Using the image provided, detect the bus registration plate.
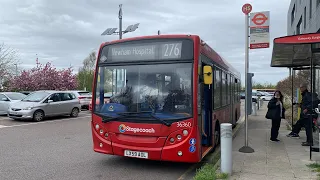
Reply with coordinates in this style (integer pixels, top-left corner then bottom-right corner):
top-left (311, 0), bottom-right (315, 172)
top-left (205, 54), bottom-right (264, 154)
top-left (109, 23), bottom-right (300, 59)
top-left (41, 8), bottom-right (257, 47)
top-left (124, 150), bottom-right (148, 159)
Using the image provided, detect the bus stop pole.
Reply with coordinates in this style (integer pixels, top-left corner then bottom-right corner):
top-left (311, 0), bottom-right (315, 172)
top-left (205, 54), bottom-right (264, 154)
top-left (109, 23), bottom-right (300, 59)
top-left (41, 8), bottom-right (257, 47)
top-left (290, 68), bottom-right (294, 129)
top-left (239, 9), bottom-right (254, 153)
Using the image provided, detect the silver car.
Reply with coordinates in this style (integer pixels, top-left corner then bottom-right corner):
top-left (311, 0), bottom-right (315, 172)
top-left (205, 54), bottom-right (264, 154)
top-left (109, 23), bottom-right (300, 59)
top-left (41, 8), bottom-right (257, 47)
top-left (0, 92), bottom-right (27, 115)
top-left (8, 90), bottom-right (81, 121)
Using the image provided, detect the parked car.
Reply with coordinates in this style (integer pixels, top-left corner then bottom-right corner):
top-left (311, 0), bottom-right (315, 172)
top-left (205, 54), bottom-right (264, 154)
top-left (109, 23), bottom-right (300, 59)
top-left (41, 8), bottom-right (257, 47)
top-left (0, 92), bottom-right (27, 115)
top-left (89, 92), bottom-right (113, 111)
top-left (20, 91), bottom-right (33, 95)
top-left (240, 92), bottom-right (245, 99)
top-left (259, 91), bottom-right (273, 101)
top-left (8, 90), bottom-right (81, 121)
top-left (69, 90), bottom-right (92, 110)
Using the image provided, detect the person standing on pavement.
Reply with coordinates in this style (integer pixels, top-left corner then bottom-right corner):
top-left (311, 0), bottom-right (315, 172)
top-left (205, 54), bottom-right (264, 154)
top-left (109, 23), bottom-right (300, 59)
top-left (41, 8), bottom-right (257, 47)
top-left (267, 90), bottom-right (285, 142)
top-left (287, 83), bottom-right (319, 146)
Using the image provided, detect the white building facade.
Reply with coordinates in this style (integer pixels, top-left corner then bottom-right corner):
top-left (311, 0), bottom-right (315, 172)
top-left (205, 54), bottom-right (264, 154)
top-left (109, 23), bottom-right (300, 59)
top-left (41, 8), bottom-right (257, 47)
top-left (287, 0), bottom-right (320, 35)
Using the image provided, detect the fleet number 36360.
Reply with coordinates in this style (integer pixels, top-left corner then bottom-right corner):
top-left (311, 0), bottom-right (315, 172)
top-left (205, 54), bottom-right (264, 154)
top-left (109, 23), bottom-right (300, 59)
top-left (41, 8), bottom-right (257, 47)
top-left (177, 122), bottom-right (192, 128)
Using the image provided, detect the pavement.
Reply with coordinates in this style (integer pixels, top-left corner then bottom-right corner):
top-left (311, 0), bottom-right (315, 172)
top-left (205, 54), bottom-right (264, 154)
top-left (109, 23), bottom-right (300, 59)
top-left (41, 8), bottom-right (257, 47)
top-left (219, 102), bottom-right (320, 179)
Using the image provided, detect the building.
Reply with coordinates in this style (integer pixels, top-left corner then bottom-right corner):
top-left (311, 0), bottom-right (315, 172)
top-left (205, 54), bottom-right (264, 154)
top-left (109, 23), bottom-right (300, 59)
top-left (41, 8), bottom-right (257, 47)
top-left (287, 0), bottom-right (320, 35)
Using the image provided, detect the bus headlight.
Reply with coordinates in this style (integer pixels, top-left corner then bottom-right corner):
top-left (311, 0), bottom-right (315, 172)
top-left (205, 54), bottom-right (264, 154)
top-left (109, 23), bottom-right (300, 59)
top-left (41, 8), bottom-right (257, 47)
top-left (170, 138), bottom-right (175, 143)
top-left (95, 124), bottom-right (99, 130)
top-left (178, 151), bottom-right (183, 156)
top-left (99, 129), bottom-right (104, 135)
top-left (183, 130), bottom-right (188, 136)
top-left (177, 134), bottom-right (182, 140)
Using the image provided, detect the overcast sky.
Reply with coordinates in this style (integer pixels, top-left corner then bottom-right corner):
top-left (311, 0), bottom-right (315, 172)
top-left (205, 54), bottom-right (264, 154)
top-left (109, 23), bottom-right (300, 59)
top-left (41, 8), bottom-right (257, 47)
top-left (0, 0), bottom-right (291, 84)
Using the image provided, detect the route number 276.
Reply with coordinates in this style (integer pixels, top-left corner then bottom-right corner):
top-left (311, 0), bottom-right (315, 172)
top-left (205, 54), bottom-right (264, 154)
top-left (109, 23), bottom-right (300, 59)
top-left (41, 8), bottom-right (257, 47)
top-left (163, 43), bottom-right (181, 57)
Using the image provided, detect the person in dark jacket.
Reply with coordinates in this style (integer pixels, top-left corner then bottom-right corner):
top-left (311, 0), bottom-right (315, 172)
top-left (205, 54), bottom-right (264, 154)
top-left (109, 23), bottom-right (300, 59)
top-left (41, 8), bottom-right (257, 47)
top-left (267, 90), bottom-right (285, 142)
top-left (287, 83), bottom-right (319, 146)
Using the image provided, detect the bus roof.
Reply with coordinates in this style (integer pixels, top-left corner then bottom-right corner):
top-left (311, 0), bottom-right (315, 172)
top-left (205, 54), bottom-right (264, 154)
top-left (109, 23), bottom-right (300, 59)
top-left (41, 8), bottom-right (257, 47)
top-left (100, 34), bottom-right (241, 78)
top-left (102, 34), bottom-right (196, 46)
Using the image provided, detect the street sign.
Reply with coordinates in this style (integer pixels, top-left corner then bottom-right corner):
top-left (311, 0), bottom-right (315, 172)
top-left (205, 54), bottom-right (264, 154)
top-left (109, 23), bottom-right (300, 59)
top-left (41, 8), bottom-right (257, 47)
top-left (252, 13), bottom-right (268, 25)
top-left (249, 11), bottom-right (270, 49)
top-left (242, 3), bottom-right (252, 15)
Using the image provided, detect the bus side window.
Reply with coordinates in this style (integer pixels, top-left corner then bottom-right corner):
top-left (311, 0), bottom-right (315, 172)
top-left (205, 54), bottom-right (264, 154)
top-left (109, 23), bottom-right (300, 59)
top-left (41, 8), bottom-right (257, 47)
top-left (214, 67), bottom-right (222, 109)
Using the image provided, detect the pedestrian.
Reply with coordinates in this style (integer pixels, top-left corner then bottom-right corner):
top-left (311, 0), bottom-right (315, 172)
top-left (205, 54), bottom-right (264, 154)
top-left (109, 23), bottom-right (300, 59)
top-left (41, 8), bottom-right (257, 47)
top-left (287, 83), bottom-right (319, 146)
top-left (266, 90), bottom-right (285, 142)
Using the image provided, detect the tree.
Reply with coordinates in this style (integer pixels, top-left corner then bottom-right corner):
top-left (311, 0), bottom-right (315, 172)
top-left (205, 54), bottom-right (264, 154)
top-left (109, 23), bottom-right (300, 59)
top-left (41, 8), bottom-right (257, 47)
top-left (252, 81), bottom-right (276, 89)
top-left (276, 70), bottom-right (310, 124)
top-left (0, 43), bottom-right (19, 90)
top-left (7, 62), bottom-right (78, 91)
top-left (77, 51), bottom-right (96, 91)
top-left (77, 51), bottom-right (113, 92)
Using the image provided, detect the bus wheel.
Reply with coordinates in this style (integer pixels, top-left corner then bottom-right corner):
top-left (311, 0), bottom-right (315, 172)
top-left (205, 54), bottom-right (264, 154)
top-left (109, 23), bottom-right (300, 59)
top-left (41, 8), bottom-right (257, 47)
top-left (214, 122), bottom-right (220, 149)
top-left (233, 112), bottom-right (237, 129)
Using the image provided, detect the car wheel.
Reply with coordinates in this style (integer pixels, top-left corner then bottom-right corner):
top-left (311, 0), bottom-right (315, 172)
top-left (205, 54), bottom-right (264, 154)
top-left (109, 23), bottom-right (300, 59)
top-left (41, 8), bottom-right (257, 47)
top-left (70, 108), bottom-right (79, 117)
top-left (33, 110), bottom-right (44, 122)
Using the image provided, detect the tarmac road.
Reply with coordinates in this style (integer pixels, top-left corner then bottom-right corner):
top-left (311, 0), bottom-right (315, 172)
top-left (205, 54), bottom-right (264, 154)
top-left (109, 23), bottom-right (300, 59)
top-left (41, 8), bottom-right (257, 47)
top-left (0, 102), bottom-right (245, 180)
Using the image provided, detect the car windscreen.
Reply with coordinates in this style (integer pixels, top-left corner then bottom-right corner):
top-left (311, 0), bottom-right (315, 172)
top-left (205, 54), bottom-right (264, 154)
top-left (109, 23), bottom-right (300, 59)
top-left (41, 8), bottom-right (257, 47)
top-left (21, 92), bottom-right (50, 102)
top-left (6, 93), bottom-right (27, 100)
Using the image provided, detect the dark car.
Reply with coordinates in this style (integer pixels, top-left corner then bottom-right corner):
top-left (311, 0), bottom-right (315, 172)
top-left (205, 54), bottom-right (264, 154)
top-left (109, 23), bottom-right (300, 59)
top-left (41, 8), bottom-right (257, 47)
top-left (240, 92), bottom-right (245, 99)
top-left (20, 91), bottom-right (33, 95)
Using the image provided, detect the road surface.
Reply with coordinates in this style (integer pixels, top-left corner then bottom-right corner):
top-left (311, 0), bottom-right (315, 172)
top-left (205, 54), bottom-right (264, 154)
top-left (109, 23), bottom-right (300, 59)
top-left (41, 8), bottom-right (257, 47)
top-left (0, 102), bottom-right (244, 180)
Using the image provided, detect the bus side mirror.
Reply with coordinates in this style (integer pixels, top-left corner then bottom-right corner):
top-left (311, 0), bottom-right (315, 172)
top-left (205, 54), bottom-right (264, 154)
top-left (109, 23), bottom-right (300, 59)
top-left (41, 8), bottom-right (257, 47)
top-left (203, 65), bottom-right (213, 85)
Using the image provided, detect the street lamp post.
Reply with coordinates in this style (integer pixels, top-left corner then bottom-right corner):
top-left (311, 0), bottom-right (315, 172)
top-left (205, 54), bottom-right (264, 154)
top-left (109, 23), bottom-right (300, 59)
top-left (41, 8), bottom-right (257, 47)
top-left (101, 4), bottom-right (140, 40)
top-left (14, 63), bottom-right (17, 76)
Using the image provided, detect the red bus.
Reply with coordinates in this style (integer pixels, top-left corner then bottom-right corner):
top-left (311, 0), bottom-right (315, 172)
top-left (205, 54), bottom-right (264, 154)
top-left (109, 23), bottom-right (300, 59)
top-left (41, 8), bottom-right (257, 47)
top-left (91, 34), bottom-right (241, 163)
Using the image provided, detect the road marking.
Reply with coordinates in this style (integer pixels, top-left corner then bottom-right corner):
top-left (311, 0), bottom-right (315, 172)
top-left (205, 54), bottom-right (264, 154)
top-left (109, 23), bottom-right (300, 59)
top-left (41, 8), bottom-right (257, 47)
top-left (0, 115), bottom-right (91, 129)
top-left (177, 115), bottom-right (245, 180)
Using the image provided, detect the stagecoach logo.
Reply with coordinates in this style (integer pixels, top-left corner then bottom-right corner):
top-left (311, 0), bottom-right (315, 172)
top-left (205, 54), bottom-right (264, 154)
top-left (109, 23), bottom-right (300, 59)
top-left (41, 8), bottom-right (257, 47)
top-left (118, 124), bottom-right (155, 134)
top-left (108, 105), bottom-right (114, 111)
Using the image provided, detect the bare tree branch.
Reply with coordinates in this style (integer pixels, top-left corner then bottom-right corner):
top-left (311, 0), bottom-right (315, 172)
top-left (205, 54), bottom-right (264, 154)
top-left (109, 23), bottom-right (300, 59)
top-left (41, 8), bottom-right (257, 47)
top-left (0, 43), bottom-right (20, 90)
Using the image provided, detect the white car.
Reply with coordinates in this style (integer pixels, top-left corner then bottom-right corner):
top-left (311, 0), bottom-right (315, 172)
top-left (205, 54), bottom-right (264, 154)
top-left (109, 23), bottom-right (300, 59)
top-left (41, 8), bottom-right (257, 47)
top-left (0, 92), bottom-right (27, 115)
top-left (258, 91), bottom-right (272, 101)
top-left (68, 90), bottom-right (92, 110)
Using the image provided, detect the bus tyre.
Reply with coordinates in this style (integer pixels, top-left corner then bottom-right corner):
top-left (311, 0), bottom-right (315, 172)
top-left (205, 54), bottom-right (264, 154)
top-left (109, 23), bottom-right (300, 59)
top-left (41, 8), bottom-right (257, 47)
top-left (70, 108), bottom-right (79, 117)
top-left (214, 122), bottom-right (220, 149)
top-left (33, 110), bottom-right (44, 122)
top-left (233, 112), bottom-right (237, 129)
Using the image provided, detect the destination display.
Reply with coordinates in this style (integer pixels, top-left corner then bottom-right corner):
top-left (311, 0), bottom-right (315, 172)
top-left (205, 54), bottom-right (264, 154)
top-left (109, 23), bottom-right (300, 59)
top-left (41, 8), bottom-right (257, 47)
top-left (99, 39), bottom-right (193, 63)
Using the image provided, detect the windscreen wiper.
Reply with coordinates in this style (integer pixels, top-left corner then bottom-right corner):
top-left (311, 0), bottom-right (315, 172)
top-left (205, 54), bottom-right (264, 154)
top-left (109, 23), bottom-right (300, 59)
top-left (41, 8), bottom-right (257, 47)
top-left (95, 112), bottom-right (127, 123)
top-left (118, 112), bottom-right (171, 127)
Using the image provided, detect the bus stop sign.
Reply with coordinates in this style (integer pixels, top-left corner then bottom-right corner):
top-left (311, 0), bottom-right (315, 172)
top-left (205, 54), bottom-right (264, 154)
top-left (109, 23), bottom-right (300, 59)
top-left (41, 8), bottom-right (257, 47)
top-left (242, 3), bottom-right (252, 15)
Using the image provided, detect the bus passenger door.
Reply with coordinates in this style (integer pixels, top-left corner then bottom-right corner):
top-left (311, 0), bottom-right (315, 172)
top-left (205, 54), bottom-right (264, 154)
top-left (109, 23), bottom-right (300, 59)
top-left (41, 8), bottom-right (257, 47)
top-left (201, 64), bottom-right (213, 146)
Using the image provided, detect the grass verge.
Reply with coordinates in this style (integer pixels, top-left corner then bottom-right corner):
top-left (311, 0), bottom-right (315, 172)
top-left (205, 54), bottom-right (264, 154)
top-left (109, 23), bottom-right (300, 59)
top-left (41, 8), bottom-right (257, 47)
top-left (193, 151), bottom-right (228, 180)
top-left (306, 163), bottom-right (320, 179)
top-left (193, 163), bottom-right (228, 180)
